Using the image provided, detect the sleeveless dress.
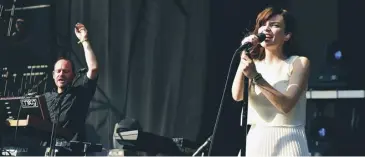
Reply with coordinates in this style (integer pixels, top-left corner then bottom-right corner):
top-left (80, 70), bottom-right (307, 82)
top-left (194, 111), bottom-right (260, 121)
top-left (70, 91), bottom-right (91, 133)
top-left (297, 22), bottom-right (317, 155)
top-left (245, 55), bottom-right (310, 156)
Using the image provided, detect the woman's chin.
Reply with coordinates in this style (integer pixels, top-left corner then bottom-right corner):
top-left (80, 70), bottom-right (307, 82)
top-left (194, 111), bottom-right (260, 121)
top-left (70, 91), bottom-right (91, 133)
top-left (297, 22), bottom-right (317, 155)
top-left (260, 41), bottom-right (278, 48)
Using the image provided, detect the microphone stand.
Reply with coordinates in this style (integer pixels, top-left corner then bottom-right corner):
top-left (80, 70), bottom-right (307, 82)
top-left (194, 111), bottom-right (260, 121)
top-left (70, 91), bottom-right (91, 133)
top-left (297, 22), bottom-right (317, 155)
top-left (206, 45), bottom-right (249, 156)
top-left (48, 95), bottom-right (63, 157)
top-left (192, 136), bottom-right (211, 156)
top-left (238, 47), bottom-right (252, 156)
top-left (240, 68), bottom-right (249, 156)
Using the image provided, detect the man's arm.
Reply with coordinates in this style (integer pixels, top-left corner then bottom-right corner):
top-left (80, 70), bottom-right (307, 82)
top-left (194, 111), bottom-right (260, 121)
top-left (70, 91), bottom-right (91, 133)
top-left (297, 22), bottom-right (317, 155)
top-left (75, 23), bottom-right (98, 80)
top-left (82, 41), bottom-right (98, 80)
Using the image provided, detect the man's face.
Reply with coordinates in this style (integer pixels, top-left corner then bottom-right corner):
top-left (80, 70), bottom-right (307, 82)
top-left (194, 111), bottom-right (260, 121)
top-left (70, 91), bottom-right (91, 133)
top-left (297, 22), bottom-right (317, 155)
top-left (53, 59), bottom-right (75, 88)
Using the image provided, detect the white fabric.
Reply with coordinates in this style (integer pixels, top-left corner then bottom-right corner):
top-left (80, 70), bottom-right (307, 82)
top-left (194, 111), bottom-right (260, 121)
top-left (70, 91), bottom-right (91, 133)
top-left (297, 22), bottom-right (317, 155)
top-left (245, 55), bottom-right (310, 156)
top-left (246, 125), bottom-right (310, 156)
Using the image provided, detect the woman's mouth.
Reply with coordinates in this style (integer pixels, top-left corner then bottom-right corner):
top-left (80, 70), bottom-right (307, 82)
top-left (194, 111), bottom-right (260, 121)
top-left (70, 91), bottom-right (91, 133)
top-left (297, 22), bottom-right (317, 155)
top-left (265, 37), bottom-right (273, 41)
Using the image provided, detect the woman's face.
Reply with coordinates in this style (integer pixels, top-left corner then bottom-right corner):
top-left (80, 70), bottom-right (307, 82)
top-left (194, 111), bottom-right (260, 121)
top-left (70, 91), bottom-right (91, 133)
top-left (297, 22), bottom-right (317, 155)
top-left (258, 14), bottom-right (290, 49)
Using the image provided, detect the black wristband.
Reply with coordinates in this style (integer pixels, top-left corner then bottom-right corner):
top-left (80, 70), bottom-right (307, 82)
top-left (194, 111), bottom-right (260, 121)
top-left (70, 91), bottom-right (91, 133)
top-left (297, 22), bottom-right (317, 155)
top-left (252, 73), bottom-right (262, 84)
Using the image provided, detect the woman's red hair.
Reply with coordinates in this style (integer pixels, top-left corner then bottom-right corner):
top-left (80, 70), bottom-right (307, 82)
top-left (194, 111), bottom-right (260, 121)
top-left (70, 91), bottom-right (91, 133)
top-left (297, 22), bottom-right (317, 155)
top-left (249, 7), bottom-right (297, 60)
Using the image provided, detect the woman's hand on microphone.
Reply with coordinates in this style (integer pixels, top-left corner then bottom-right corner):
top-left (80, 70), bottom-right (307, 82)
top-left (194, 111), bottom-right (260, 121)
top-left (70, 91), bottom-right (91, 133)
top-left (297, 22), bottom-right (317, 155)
top-left (237, 34), bottom-right (259, 77)
top-left (239, 34), bottom-right (260, 58)
top-left (240, 54), bottom-right (258, 79)
top-left (241, 34), bottom-right (260, 48)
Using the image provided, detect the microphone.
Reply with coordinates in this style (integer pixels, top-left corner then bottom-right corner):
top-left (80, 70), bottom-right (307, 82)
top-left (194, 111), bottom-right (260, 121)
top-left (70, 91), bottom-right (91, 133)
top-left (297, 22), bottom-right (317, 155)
top-left (235, 33), bottom-right (266, 54)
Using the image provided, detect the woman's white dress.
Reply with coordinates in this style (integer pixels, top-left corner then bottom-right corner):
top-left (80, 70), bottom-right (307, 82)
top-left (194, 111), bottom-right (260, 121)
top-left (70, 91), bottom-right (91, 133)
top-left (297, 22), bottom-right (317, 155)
top-left (245, 55), bottom-right (310, 156)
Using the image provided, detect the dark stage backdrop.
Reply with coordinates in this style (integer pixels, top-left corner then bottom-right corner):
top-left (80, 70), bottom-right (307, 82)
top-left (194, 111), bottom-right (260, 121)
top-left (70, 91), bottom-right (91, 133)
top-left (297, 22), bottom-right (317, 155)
top-left (54, 0), bottom-right (210, 151)
top-left (0, 0), bottom-right (54, 66)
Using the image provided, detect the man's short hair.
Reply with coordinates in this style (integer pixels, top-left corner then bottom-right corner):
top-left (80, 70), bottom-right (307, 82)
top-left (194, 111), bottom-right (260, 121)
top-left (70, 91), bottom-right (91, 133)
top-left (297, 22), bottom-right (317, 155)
top-left (54, 57), bottom-right (76, 75)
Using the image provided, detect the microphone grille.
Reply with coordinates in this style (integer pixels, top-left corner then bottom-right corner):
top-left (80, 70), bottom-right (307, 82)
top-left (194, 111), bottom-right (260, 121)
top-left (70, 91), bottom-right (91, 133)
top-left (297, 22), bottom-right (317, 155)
top-left (257, 33), bottom-right (266, 42)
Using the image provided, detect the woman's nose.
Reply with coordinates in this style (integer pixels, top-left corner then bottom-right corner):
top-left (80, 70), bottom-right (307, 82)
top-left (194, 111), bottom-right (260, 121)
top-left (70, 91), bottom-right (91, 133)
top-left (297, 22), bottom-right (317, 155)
top-left (263, 25), bottom-right (271, 32)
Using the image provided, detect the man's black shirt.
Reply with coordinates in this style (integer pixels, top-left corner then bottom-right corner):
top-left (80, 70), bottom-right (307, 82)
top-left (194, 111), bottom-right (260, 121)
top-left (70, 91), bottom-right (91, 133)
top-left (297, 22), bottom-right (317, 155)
top-left (44, 73), bottom-right (98, 142)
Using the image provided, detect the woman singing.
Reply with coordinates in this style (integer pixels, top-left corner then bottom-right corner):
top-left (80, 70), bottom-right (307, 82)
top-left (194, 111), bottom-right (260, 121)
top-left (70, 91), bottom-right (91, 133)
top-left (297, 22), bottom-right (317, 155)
top-left (232, 7), bottom-right (310, 156)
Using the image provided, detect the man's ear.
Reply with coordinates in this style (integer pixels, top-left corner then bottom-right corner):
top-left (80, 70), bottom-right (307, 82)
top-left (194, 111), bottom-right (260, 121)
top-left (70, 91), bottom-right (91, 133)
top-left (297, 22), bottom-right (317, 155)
top-left (284, 32), bottom-right (292, 41)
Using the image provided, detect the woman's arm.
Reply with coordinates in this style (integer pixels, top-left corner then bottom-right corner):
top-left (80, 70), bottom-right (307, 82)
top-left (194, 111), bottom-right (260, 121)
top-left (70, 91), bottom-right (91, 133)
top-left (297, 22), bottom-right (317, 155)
top-left (232, 63), bottom-right (246, 101)
top-left (254, 56), bottom-right (310, 113)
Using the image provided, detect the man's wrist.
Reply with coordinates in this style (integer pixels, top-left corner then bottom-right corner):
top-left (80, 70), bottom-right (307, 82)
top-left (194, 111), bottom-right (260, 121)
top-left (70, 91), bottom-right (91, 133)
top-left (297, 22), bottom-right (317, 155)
top-left (78, 38), bottom-right (89, 44)
top-left (81, 40), bottom-right (90, 47)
